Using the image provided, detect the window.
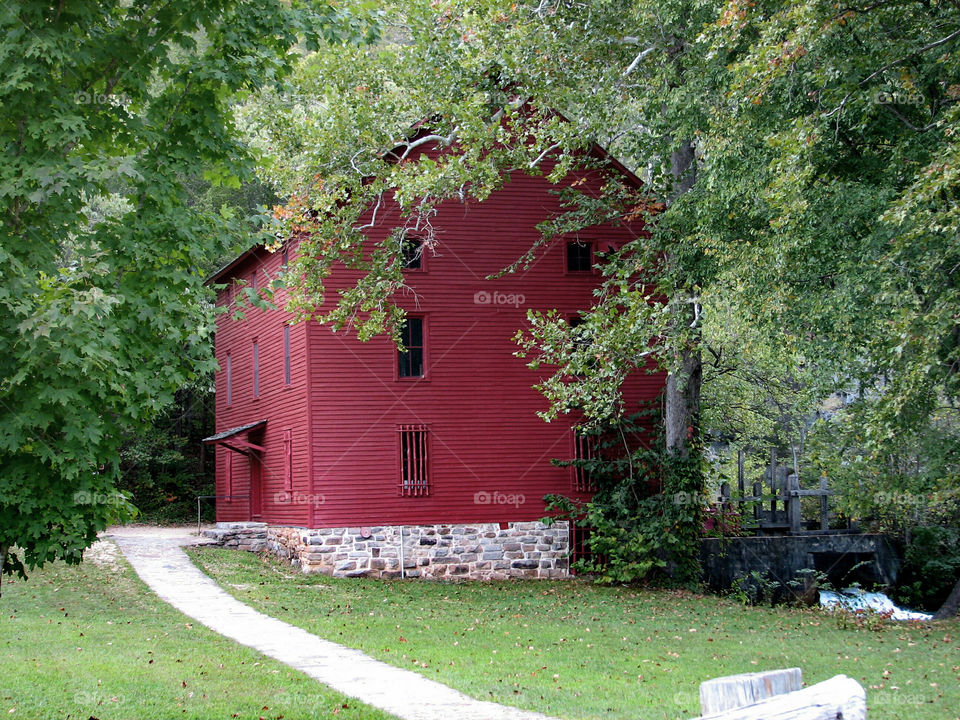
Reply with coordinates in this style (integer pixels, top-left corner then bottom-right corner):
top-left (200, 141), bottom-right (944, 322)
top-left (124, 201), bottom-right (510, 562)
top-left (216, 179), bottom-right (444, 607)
top-left (225, 353), bottom-right (232, 405)
top-left (281, 245), bottom-right (289, 269)
top-left (283, 429), bottom-right (293, 491)
top-left (251, 270), bottom-right (258, 293)
top-left (401, 237), bottom-right (423, 270)
top-left (572, 431), bottom-right (598, 492)
top-left (566, 241), bottom-right (592, 272)
top-left (226, 450), bottom-right (233, 499)
top-left (398, 317), bottom-right (424, 378)
top-left (283, 325), bottom-right (291, 385)
top-left (398, 424), bottom-right (429, 496)
top-left (252, 340), bottom-right (259, 397)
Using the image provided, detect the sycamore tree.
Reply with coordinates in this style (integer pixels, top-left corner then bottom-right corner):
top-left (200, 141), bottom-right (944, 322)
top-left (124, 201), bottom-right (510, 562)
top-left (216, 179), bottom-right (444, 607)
top-left (0, 0), bottom-right (378, 592)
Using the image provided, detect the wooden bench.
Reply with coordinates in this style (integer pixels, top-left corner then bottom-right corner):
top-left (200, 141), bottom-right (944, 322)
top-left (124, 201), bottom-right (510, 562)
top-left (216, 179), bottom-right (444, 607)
top-left (694, 668), bottom-right (866, 719)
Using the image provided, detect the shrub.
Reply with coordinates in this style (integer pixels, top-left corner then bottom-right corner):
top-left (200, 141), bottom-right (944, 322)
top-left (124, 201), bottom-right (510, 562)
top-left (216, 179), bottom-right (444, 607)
top-left (895, 526), bottom-right (960, 612)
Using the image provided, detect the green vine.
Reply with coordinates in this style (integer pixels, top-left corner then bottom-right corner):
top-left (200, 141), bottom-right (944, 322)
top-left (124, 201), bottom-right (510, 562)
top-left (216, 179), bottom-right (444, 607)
top-left (544, 408), bottom-right (704, 586)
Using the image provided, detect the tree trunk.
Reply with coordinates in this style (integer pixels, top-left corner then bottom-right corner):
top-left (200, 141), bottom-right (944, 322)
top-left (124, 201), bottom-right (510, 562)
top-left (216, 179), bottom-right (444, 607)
top-left (933, 575), bottom-right (960, 620)
top-left (665, 345), bottom-right (702, 457)
top-left (664, 138), bottom-right (701, 459)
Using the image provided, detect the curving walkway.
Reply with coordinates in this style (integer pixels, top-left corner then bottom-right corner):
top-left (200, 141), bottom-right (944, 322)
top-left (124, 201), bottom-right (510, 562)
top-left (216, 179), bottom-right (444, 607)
top-left (108, 526), bottom-right (558, 720)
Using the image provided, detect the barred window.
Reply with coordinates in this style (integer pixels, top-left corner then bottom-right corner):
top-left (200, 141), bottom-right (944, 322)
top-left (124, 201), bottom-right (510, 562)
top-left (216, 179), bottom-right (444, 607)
top-left (398, 424), bottom-right (429, 496)
top-left (572, 431), bottom-right (598, 492)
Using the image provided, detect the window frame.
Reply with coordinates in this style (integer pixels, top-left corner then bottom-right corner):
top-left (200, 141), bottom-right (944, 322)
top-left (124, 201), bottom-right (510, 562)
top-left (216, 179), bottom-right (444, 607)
top-left (226, 449), bottom-right (233, 501)
top-left (571, 429), bottom-right (598, 493)
top-left (252, 338), bottom-right (260, 398)
top-left (396, 315), bottom-right (428, 381)
top-left (565, 239), bottom-right (594, 274)
top-left (401, 236), bottom-right (426, 272)
top-left (283, 428), bottom-right (293, 492)
top-left (225, 352), bottom-right (232, 405)
top-left (397, 424), bottom-right (430, 496)
top-left (283, 325), bottom-right (292, 386)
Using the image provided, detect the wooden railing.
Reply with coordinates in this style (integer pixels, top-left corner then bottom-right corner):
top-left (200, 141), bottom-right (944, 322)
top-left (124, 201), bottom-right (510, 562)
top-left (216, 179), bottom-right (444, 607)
top-left (715, 449), bottom-right (853, 535)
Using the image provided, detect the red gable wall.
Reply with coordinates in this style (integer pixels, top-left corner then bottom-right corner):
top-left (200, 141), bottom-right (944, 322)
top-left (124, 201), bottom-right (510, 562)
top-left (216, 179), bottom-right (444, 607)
top-left (212, 157), bottom-right (664, 528)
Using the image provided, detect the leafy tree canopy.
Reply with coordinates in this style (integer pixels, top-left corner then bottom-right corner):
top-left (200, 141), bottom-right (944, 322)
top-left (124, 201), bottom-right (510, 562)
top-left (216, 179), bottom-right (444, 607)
top-left (0, 0), bottom-right (380, 589)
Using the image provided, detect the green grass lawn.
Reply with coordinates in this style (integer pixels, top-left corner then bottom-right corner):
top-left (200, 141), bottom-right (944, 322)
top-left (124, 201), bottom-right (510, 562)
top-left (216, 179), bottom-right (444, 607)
top-left (0, 542), bottom-right (396, 720)
top-left (188, 546), bottom-right (959, 720)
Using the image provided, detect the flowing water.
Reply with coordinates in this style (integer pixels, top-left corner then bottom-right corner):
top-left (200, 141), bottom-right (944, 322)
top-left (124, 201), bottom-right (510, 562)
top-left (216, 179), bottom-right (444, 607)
top-left (819, 587), bottom-right (932, 621)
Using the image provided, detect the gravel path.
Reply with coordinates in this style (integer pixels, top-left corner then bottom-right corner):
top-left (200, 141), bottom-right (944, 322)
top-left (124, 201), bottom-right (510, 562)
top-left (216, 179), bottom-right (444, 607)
top-left (107, 525), bottom-right (559, 720)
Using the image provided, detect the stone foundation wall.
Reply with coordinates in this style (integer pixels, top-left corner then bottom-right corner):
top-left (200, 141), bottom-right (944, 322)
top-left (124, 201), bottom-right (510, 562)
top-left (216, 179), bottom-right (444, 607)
top-left (204, 521), bottom-right (570, 580)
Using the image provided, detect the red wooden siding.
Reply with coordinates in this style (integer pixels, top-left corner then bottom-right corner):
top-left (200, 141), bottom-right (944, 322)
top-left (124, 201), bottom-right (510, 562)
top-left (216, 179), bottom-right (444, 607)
top-left (211, 152), bottom-right (665, 528)
top-left (213, 244), bottom-right (314, 525)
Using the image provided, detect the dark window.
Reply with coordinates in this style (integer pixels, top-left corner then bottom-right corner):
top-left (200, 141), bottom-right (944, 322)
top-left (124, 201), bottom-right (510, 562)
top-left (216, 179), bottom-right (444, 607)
top-left (283, 325), bottom-right (291, 385)
top-left (252, 340), bottom-right (259, 397)
top-left (281, 245), bottom-right (289, 269)
top-left (569, 315), bottom-right (591, 350)
top-left (251, 270), bottom-right (258, 292)
top-left (398, 424), bottom-right (429, 496)
top-left (567, 241), bottom-right (592, 272)
top-left (398, 317), bottom-right (424, 378)
top-left (572, 431), bottom-right (598, 492)
top-left (225, 353), bottom-right (232, 405)
top-left (402, 237), bottom-right (423, 270)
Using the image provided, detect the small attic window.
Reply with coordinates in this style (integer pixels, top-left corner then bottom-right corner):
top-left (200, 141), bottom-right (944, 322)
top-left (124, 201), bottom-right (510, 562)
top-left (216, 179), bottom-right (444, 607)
top-left (567, 241), bottom-right (592, 272)
top-left (402, 237), bottom-right (423, 270)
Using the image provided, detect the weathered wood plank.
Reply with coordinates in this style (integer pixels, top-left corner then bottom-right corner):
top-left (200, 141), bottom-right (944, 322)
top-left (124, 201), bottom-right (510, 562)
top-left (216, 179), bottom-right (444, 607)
top-left (695, 674), bottom-right (866, 720)
top-left (787, 475), bottom-right (802, 533)
top-left (699, 668), bottom-right (803, 715)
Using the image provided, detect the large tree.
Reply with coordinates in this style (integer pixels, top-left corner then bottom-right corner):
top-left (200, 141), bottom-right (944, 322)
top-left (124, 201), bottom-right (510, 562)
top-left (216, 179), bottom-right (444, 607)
top-left (0, 0), bottom-right (377, 591)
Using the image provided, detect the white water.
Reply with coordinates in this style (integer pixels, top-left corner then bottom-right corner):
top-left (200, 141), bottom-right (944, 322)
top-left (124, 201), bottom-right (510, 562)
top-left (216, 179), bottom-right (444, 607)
top-left (819, 587), bottom-right (932, 621)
